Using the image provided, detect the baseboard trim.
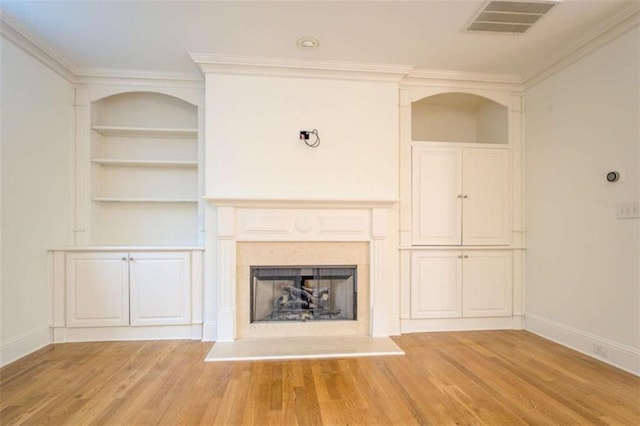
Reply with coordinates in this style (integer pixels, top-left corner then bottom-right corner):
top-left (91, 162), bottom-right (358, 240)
top-left (388, 319), bottom-right (402, 336)
top-left (525, 314), bottom-right (639, 376)
top-left (400, 316), bottom-right (514, 333)
top-left (202, 321), bottom-right (217, 342)
top-left (53, 325), bottom-right (198, 343)
top-left (1, 326), bottom-right (52, 367)
top-left (512, 315), bottom-right (524, 330)
top-left (190, 324), bottom-right (203, 340)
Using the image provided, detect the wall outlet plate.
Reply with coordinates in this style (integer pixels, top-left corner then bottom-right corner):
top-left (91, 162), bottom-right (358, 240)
top-left (593, 343), bottom-right (608, 358)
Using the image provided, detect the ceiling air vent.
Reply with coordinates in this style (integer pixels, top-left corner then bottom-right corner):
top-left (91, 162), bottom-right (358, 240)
top-left (465, 0), bottom-right (560, 34)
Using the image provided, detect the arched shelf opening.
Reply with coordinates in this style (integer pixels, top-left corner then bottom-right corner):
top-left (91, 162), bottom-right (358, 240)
top-left (91, 91), bottom-right (197, 133)
top-left (411, 92), bottom-right (508, 144)
top-left (89, 91), bottom-right (200, 246)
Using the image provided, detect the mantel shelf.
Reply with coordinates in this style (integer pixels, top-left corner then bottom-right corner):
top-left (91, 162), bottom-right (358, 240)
top-left (204, 197), bottom-right (399, 209)
top-left (91, 125), bottom-right (198, 138)
top-left (91, 159), bottom-right (198, 168)
top-left (92, 197), bottom-right (198, 204)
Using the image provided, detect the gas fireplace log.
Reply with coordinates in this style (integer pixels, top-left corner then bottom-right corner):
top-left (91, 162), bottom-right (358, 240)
top-left (284, 286), bottom-right (315, 303)
top-left (276, 294), bottom-right (291, 306)
top-left (302, 286), bottom-right (331, 297)
top-left (273, 286), bottom-right (334, 314)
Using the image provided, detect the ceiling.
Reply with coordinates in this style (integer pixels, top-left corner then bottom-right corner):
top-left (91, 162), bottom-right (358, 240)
top-left (1, 0), bottom-right (637, 81)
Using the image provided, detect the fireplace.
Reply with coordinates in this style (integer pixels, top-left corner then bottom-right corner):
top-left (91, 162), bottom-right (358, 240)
top-left (205, 198), bottom-right (395, 342)
top-left (251, 266), bottom-right (357, 323)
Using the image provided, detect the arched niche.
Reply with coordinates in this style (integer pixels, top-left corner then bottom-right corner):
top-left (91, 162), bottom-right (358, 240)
top-left (411, 92), bottom-right (509, 144)
top-left (91, 91), bottom-right (197, 129)
top-left (88, 90), bottom-right (200, 246)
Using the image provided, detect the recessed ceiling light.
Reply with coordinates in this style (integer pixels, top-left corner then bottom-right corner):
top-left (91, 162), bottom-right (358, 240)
top-left (297, 37), bottom-right (319, 49)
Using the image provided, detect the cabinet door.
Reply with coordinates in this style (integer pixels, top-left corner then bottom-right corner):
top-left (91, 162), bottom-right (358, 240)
top-left (462, 251), bottom-right (512, 317)
top-left (66, 252), bottom-right (129, 327)
top-left (462, 148), bottom-right (510, 245)
top-left (412, 146), bottom-right (462, 245)
top-left (129, 252), bottom-right (190, 326)
top-left (411, 251), bottom-right (462, 318)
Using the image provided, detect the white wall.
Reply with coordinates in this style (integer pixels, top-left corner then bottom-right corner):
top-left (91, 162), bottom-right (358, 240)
top-left (524, 28), bottom-right (639, 372)
top-left (205, 74), bottom-right (399, 200)
top-left (476, 101), bottom-right (508, 144)
top-left (203, 73), bottom-right (401, 338)
top-left (411, 104), bottom-right (478, 143)
top-left (1, 37), bottom-right (74, 365)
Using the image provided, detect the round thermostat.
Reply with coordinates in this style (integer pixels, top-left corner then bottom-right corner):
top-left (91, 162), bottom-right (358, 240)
top-left (606, 171), bottom-right (620, 182)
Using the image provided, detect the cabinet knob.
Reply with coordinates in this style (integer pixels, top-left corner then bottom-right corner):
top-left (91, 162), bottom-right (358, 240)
top-left (464, 255), bottom-right (469, 258)
top-left (458, 255), bottom-right (463, 259)
top-left (457, 194), bottom-right (463, 199)
top-left (129, 257), bottom-right (135, 262)
top-left (121, 257), bottom-right (127, 261)
top-left (463, 195), bottom-right (469, 199)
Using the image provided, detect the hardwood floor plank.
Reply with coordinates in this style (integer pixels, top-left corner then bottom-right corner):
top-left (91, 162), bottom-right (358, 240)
top-left (1, 331), bottom-right (639, 425)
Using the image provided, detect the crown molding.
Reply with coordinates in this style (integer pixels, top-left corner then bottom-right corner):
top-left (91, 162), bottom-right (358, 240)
top-left (75, 67), bottom-right (204, 88)
top-left (524, 2), bottom-right (640, 89)
top-left (0, 13), bottom-right (205, 88)
top-left (407, 69), bottom-right (523, 85)
top-left (0, 13), bottom-right (77, 82)
top-left (190, 53), bottom-right (414, 82)
top-left (401, 68), bottom-right (524, 92)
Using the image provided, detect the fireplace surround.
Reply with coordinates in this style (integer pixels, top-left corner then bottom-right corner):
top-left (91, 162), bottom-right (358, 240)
top-left (206, 198), bottom-right (396, 342)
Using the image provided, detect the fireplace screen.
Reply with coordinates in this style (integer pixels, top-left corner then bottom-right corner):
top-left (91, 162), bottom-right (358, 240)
top-left (250, 266), bottom-right (357, 322)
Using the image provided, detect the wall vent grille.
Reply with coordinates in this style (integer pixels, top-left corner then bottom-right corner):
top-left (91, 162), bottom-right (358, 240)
top-left (465, 0), bottom-right (559, 34)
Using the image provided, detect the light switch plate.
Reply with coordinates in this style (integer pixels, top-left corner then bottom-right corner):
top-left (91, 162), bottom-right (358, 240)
top-left (616, 201), bottom-right (639, 219)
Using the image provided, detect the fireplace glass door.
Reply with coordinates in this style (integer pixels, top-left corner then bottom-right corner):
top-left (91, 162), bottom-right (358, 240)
top-left (250, 266), bottom-right (357, 322)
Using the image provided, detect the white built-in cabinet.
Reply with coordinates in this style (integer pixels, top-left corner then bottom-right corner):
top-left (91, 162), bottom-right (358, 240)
top-left (401, 89), bottom-right (523, 331)
top-left (129, 252), bottom-right (191, 326)
top-left (66, 251), bottom-right (191, 328)
top-left (412, 144), bottom-right (510, 246)
top-left (411, 250), bottom-right (513, 319)
top-left (52, 248), bottom-right (203, 342)
top-left (66, 252), bottom-right (130, 327)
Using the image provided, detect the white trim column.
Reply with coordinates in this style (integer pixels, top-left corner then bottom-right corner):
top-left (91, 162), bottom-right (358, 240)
top-left (370, 208), bottom-right (390, 337)
top-left (216, 206), bottom-right (237, 342)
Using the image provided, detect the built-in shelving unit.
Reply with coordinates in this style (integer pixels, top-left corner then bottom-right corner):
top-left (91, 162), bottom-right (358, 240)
top-left (400, 88), bottom-right (522, 332)
top-left (90, 91), bottom-right (200, 246)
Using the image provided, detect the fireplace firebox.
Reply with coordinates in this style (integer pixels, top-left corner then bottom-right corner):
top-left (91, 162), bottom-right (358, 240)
top-left (250, 266), bottom-right (357, 323)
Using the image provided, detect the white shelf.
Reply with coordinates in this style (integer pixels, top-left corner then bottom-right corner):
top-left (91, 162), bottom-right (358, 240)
top-left (49, 246), bottom-right (205, 252)
top-left (91, 159), bottom-right (197, 168)
top-left (92, 197), bottom-right (198, 204)
top-left (399, 246), bottom-right (524, 251)
top-left (91, 125), bottom-right (198, 138)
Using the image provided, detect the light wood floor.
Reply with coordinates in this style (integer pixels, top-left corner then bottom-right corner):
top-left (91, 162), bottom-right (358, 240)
top-left (1, 331), bottom-right (638, 425)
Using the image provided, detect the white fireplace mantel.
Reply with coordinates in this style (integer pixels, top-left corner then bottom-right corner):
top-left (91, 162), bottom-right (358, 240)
top-left (205, 197), bottom-right (397, 342)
